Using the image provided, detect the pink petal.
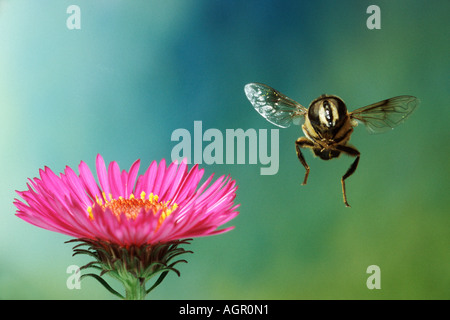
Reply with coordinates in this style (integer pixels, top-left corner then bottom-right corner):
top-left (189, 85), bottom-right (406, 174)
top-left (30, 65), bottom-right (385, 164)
top-left (126, 159), bottom-right (140, 197)
top-left (108, 161), bottom-right (123, 198)
top-left (96, 154), bottom-right (110, 196)
top-left (78, 160), bottom-right (101, 200)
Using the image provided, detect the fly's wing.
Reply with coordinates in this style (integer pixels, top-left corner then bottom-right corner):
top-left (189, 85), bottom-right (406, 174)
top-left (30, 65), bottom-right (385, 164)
top-left (349, 95), bottom-right (419, 134)
top-left (244, 83), bottom-right (307, 128)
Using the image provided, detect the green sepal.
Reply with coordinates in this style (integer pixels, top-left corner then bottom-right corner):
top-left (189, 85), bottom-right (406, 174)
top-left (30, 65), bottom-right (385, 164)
top-left (81, 273), bottom-right (125, 299)
top-left (146, 270), bottom-right (169, 294)
top-left (66, 238), bottom-right (193, 299)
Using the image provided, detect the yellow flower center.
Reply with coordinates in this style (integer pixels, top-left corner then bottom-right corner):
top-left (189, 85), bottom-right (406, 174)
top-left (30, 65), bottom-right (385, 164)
top-left (87, 192), bottom-right (178, 228)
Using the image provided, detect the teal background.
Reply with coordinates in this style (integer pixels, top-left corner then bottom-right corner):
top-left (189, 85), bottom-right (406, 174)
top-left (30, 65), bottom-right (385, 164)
top-left (0, 0), bottom-right (448, 299)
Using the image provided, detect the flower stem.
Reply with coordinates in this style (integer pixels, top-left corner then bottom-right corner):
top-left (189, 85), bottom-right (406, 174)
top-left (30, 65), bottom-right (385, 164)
top-left (123, 276), bottom-right (147, 300)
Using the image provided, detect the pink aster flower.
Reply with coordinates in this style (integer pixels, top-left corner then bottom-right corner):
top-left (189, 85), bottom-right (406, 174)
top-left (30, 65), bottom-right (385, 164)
top-left (14, 154), bottom-right (239, 299)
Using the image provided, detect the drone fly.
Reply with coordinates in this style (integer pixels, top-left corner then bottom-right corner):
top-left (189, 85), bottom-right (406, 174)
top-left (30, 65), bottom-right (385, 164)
top-left (244, 82), bottom-right (419, 207)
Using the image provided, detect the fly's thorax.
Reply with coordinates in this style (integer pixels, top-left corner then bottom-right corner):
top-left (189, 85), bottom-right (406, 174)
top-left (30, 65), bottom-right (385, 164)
top-left (307, 95), bottom-right (348, 135)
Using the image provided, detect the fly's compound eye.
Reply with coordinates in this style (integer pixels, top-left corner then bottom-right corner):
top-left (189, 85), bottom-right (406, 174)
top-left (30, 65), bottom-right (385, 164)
top-left (308, 96), bottom-right (347, 129)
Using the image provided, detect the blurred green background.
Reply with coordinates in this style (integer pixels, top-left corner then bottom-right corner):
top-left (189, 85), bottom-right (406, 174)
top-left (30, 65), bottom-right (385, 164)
top-left (0, 0), bottom-right (448, 299)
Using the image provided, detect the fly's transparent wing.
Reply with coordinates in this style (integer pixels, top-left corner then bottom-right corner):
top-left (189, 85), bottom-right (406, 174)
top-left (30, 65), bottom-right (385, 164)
top-left (244, 83), bottom-right (307, 128)
top-left (350, 95), bottom-right (419, 134)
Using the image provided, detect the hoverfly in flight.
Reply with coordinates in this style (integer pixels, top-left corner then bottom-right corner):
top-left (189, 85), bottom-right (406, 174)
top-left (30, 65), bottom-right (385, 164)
top-left (244, 83), bottom-right (419, 207)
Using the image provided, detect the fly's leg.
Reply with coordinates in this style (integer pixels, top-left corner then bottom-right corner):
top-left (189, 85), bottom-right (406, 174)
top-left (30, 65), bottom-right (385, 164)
top-left (335, 145), bottom-right (360, 207)
top-left (295, 137), bottom-right (315, 185)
